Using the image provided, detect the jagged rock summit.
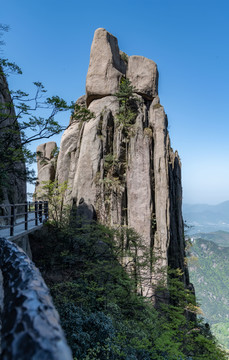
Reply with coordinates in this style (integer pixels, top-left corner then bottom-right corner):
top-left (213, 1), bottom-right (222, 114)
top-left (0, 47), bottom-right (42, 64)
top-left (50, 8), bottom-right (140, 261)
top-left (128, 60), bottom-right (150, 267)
top-left (37, 28), bottom-right (190, 299)
top-left (86, 28), bottom-right (158, 106)
top-left (86, 28), bottom-right (126, 106)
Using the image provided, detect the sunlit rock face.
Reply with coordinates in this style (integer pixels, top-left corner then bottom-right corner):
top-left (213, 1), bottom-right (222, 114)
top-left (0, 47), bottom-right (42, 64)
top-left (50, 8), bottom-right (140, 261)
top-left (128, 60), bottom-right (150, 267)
top-left (54, 28), bottom-right (189, 299)
top-left (35, 141), bottom-right (57, 198)
top-left (127, 55), bottom-right (158, 100)
top-left (86, 28), bottom-right (126, 107)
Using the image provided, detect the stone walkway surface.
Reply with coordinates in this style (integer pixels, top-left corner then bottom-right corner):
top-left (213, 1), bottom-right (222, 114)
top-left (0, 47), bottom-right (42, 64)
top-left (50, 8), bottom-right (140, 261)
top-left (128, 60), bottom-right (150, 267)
top-left (0, 213), bottom-right (45, 240)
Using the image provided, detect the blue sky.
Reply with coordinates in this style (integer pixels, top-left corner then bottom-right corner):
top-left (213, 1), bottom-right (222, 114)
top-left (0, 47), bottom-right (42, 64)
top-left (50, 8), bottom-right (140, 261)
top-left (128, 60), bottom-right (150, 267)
top-left (1, 0), bottom-right (229, 204)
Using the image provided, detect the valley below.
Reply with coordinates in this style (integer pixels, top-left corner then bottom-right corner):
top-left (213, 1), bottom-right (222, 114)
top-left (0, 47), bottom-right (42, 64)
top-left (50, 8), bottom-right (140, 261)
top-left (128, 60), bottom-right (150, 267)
top-left (184, 202), bottom-right (229, 351)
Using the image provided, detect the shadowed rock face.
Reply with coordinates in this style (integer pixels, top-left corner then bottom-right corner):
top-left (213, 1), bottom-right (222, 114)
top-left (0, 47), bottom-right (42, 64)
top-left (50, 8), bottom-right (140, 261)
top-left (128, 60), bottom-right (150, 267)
top-left (42, 28), bottom-right (190, 299)
top-left (0, 72), bottom-right (26, 207)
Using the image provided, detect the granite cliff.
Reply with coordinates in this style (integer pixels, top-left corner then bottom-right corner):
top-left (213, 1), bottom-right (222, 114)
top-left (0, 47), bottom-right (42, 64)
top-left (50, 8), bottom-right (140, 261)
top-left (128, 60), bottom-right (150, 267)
top-left (37, 28), bottom-right (190, 299)
top-left (0, 70), bottom-right (26, 209)
top-left (35, 141), bottom-right (57, 198)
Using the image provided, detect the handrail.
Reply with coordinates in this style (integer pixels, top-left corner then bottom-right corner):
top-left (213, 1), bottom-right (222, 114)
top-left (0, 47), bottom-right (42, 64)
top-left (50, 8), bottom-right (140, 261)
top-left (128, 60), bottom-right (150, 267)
top-left (0, 237), bottom-right (73, 359)
top-left (0, 201), bottom-right (49, 237)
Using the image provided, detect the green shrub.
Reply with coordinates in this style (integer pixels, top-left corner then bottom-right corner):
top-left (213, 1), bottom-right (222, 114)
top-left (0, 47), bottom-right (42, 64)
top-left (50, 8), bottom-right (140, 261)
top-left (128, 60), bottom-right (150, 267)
top-left (56, 303), bottom-right (115, 360)
top-left (30, 222), bottom-right (227, 360)
top-left (120, 51), bottom-right (128, 64)
top-left (153, 103), bottom-right (162, 109)
top-left (115, 77), bottom-right (138, 130)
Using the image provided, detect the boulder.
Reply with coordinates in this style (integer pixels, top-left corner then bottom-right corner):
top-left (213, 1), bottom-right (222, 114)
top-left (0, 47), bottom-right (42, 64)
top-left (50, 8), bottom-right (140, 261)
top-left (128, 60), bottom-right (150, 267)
top-left (86, 28), bottom-right (126, 106)
top-left (127, 55), bottom-right (158, 100)
top-left (71, 197), bottom-right (97, 227)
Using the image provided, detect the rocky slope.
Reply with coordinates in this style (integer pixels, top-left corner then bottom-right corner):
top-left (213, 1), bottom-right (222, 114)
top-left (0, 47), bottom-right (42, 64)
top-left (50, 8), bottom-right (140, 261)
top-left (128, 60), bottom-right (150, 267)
top-left (37, 28), bottom-right (190, 299)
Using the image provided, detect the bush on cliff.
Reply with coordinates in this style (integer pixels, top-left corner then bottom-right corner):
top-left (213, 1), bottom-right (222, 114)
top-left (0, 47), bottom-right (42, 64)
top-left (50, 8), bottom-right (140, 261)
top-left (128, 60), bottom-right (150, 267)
top-left (29, 222), bottom-right (227, 360)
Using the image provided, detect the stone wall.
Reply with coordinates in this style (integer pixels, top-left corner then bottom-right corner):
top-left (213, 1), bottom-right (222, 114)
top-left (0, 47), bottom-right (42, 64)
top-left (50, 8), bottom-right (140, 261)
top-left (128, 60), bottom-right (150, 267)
top-left (0, 237), bottom-right (73, 360)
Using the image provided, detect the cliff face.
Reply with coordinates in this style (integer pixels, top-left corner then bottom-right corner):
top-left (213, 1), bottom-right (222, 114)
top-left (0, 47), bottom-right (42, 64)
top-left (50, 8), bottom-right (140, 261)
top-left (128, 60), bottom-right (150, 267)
top-left (43, 28), bottom-right (189, 298)
top-left (0, 71), bottom-right (26, 206)
top-left (35, 141), bottom-right (57, 198)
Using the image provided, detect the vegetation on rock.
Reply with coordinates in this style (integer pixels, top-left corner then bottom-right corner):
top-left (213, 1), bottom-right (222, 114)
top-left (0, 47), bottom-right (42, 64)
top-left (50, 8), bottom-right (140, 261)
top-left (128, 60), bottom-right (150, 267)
top-left (120, 51), bottom-right (129, 64)
top-left (70, 103), bottom-right (95, 124)
top-left (36, 180), bottom-right (70, 227)
top-left (115, 77), bottom-right (138, 131)
top-left (29, 216), bottom-right (227, 360)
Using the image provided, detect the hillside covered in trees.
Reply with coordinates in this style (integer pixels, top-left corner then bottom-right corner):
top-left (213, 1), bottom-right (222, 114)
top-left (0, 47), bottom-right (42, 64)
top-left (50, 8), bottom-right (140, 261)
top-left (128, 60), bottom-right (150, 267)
top-left (189, 236), bottom-right (229, 351)
top-left (29, 220), bottom-right (227, 360)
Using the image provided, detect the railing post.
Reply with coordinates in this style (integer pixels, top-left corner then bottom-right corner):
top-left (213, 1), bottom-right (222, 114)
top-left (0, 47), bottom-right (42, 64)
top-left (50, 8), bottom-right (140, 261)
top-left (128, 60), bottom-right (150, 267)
top-left (25, 201), bottom-right (28, 231)
top-left (35, 201), bottom-right (38, 226)
top-left (10, 204), bottom-right (15, 237)
top-left (44, 201), bottom-right (49, 222)
top-left (39, 201), bottom-right (43, 223)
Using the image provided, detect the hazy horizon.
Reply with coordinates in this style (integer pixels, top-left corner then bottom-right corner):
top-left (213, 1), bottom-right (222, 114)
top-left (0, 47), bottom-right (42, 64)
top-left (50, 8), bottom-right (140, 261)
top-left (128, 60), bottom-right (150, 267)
top-left (183, 199), bottom-right (229, 206)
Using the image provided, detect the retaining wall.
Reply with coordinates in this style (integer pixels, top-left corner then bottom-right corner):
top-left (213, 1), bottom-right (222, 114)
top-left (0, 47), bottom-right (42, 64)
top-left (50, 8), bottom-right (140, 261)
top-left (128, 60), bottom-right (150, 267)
top-left (0, 237), bottom-right (73, 360)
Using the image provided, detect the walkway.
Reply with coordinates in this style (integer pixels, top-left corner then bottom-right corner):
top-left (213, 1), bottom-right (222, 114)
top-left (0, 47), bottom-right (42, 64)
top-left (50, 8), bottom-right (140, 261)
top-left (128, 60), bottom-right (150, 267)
top-left (0, 201), bottom-right (48, 241)
top-left (0, 213), bottom-right (45, 240)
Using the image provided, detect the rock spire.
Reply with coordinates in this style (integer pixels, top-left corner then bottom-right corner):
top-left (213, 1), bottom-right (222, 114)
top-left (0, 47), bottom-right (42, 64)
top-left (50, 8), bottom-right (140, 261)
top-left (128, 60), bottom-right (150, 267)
top-left (38, 28), bottom-right (190, 299)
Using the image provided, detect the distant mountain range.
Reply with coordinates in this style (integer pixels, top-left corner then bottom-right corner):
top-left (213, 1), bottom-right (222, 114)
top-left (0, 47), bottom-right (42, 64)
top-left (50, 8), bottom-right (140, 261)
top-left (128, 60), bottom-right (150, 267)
top-left (189, 237), bottom-right (229, 350)
top-left (193, 230), bottom-right (229, 247)
top-left (183, 201), bottom-right (229, 349)
top-left (183, 200), bottom-right (229, 234)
